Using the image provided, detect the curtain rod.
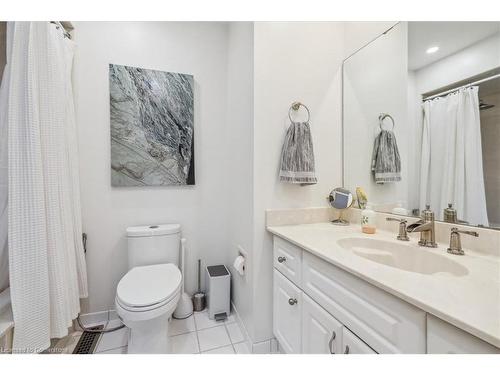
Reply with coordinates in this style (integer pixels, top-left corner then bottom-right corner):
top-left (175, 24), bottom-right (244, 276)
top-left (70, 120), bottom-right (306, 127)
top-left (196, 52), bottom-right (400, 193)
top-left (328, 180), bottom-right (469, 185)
top-left (423, 73), bottom-right (500, 102)
top-left (49, 21), bottom-right (72, 39)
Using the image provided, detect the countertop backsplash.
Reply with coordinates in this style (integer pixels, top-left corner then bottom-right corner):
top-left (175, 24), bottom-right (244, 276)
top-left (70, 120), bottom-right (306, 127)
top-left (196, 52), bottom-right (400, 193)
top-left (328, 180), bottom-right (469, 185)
top-left (266, 207), bottom-right (500, 257)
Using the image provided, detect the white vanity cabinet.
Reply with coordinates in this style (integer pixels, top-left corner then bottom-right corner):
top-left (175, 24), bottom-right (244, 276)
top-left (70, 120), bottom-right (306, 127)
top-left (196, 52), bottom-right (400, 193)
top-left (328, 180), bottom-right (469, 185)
top-left (272, 235), bottom-right (499, 354)
top-left (427, 315), bottom-right (500, 354)
top-left (302, 294), bottom-right (343, 354)
top-left (342, 327), bottom-right (377, 354)
top-left (273, 238), bottom-right (382, 354)
top-left (302, 251), bottom-right (426, 353)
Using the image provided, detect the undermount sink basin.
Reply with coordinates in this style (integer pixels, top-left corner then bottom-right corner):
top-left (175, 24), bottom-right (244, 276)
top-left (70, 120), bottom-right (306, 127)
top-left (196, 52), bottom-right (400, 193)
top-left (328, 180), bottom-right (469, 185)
top-left (336, 237), bottom-right (468, 276)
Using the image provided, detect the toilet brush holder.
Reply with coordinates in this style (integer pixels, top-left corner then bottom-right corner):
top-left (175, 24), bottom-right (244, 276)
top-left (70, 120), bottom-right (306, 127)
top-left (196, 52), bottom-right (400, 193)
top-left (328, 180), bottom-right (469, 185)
top-left (173, 238), bottom-right (193, 319)
top-left (193, 259), bottom-right (206, 311)
top-left (193, 292), bottom-right (206, 312)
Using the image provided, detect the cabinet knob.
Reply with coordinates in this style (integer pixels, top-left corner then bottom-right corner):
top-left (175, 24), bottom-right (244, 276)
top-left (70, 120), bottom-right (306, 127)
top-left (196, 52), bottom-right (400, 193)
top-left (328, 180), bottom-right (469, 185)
top-left (288, 298), bottom-right (298, 306)
top-left (277, 256), bottom-right (287, 263)
top-left (328, 331), bottom-right (336, 354)
top-left (344, 345), bottom-right (350, 354)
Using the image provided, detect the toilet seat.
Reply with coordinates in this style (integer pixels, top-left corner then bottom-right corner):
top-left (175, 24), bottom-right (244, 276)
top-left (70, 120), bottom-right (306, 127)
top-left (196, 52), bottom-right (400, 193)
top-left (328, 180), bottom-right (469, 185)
top-left (116, 263), bottom-right (182, 312)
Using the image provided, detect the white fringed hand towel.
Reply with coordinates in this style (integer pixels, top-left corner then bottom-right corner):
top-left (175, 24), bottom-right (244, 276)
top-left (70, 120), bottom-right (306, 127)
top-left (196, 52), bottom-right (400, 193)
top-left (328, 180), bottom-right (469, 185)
top-left (279, 121), bottom-right (317, 185)
top-left (371, 129), bottom-right (401, 184)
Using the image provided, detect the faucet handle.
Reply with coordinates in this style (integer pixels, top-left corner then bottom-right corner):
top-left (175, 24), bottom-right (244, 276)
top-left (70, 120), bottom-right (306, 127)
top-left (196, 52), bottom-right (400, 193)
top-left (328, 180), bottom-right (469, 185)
top-left (447, 227), bottom-right (479, 255)
top-left (386, 217), bottom-right (407, 223)
top-left (386, 217), bottom-right (409, 241)
top-left (452, 227), bottom-right (479, 237)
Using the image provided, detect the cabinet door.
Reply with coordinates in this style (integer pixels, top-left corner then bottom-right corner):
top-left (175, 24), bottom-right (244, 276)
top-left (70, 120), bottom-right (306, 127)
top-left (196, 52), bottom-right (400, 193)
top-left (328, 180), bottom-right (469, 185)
top-left (302, 294), bottom-right (343, 354)
top-left (427, 315), bottom-right (500, 354)
top-left (273, 269), bottom-right (302, 353)
top-left (302, 251), bottom-right (426, 353)
top-left (342, 327), bottom-right (377, 354)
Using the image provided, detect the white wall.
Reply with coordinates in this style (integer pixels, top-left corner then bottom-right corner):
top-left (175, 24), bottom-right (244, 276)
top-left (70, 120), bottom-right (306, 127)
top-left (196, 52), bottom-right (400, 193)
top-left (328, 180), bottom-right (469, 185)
top-left (225, 23), bottom-right (255, 338)
top-left (343, 21), bottom-right (397, 58)
top-left (407, 70), bottom-right (423, 211)
top-left (73, 22), bottom-right (231, 312)
top-left (251, 22), bottom-right (345, 342)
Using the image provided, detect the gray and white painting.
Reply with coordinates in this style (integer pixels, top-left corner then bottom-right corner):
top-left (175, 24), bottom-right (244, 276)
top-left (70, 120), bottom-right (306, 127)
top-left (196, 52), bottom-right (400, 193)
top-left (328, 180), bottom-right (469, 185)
top-left (109, 64), bottom-right (195, 186)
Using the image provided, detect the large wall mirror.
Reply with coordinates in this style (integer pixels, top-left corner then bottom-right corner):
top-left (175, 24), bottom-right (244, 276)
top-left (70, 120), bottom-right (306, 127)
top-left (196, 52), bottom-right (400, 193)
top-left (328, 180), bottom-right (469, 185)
top-left (343, 22), bottom-right (500, 230)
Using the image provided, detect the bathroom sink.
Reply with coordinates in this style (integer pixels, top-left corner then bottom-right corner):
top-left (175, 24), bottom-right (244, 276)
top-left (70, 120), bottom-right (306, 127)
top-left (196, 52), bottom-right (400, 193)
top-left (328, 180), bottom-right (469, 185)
top-left (336, 238), bottom-right (468, 276)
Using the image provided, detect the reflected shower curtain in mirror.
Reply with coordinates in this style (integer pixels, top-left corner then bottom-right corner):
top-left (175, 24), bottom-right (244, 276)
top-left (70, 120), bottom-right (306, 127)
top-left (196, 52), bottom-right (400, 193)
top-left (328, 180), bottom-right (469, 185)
top-left (5, 22), bottom-right (88, 352)
top-left (419, 86), bottom-right (489, 226)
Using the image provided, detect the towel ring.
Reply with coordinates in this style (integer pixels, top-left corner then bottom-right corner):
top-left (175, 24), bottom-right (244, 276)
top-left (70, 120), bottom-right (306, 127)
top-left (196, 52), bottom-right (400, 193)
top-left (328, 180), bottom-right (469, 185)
top-left (289, 102), bottom-right (311, 123)
top-left (378, 113), bottom-right (395, 131)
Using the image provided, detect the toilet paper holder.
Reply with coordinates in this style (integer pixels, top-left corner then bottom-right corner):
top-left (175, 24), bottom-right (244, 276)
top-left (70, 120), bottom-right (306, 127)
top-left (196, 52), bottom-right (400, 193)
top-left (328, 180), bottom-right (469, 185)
top-left (233, 246), bottom-right (247, 275)
top-left (238, 245), bottom-right (247, 269)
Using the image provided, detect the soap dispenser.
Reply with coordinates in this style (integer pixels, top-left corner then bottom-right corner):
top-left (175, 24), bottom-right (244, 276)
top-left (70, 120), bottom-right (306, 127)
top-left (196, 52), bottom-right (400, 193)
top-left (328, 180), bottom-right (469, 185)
top-left (443, 203), bottom-right (457, 223)
top-left (361, 204), bottom-right (376, 234)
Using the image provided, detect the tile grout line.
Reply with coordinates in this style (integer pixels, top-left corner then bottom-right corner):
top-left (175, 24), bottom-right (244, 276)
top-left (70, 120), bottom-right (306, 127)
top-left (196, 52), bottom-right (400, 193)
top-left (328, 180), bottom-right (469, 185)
top-left (94, 310), bottom-right (111, 353)
top-left (224, 319), bottom-right (246, 347)
top-left (222, 321), bottom-right (236, 353)
top-left (194, 312), bottom-right (236, 354)
top-left (197, 327), bottom-right (233, 353)
top-left (93, 311), bottom-right (245, 354)
top-left (200, 344), bottom-right (235, 354)
top-left (193, 313), bottom-right (201, 354)
top-left (97, 345), bottom-right (127, 354)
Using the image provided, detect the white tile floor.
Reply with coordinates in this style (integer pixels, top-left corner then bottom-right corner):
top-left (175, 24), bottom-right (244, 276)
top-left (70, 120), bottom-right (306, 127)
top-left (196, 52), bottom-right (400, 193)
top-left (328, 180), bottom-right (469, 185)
top-left (94, 309), bottom-right (250, 354)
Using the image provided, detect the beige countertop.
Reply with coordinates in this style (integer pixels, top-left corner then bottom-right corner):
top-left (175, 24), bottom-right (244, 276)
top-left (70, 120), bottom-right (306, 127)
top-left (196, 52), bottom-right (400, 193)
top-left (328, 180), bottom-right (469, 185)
top-left (267, 222), bottom-right (500, 348)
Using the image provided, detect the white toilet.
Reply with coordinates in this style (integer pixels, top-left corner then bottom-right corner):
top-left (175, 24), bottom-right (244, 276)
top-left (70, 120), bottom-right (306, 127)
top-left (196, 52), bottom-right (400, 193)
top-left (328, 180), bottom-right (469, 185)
top-left (115, 224), bottom-right (183, 354)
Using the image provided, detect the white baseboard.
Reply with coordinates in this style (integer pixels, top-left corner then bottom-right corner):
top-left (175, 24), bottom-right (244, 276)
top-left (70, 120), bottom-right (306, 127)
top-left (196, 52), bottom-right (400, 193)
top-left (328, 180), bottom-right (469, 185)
top-left (230, 301), bottom-right (279, 354)
top-left (78, 310), bottom-right (114, 328)
top-left (230, 301), bottom-right (252, 352)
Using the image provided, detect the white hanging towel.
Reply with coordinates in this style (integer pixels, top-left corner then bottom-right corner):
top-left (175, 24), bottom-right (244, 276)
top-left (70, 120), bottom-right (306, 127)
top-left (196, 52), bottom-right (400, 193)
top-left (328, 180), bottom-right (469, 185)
top-left (7, 22), bottom-right (88, 353)
top-left (279, 121), bottom-right (317, 185)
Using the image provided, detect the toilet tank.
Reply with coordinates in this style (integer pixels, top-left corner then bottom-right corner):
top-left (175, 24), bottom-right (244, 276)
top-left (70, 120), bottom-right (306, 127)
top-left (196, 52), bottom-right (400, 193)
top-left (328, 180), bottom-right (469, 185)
top-left (126, 224), bottom-right (181, 269)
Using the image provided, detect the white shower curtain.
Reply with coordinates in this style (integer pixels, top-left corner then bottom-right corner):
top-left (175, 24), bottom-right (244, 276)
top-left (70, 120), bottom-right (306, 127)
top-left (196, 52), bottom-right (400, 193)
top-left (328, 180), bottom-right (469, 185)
top-left (420, 86), bottom-right (489, 226)
top-left (0, 45), bottom-right (8, 293)
top-left (4, 22), bottom-right (88, 353)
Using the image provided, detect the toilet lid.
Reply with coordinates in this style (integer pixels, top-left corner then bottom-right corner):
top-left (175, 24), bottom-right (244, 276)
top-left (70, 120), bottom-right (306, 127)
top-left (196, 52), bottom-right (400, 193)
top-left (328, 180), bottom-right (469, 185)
top-left (117, 264), bottom-right (182, 308)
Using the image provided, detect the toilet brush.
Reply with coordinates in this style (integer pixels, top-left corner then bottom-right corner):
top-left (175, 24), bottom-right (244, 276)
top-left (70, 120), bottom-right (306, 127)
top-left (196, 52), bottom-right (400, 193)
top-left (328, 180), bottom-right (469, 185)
top-left (173, 238), bottom-right (194, 319)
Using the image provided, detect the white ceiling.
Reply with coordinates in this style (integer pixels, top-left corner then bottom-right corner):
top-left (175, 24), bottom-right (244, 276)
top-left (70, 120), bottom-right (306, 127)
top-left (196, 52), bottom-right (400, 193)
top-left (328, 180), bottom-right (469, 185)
top-left (408, 22), bottom-right (500, 71)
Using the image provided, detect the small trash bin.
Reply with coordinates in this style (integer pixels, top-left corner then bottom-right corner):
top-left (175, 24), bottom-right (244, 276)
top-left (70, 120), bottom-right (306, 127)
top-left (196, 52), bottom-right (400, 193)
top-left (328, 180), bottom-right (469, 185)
top-left (205, 265), bottom-right (231, 321)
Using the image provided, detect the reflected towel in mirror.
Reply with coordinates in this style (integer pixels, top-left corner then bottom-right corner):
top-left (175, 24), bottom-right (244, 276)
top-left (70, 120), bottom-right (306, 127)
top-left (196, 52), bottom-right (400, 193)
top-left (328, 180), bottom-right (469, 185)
top-left (371, 129), bottom-right (401, 184)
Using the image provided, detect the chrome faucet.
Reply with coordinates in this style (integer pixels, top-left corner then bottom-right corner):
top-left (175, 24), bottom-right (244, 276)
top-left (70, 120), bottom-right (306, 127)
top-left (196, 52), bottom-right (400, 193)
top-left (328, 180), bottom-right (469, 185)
top-left (447, 227), bottom-right (479, 255)
top-left (407, 205), bottom-right (437, 248)
top-left (386, 217), bottom-right (409, 241)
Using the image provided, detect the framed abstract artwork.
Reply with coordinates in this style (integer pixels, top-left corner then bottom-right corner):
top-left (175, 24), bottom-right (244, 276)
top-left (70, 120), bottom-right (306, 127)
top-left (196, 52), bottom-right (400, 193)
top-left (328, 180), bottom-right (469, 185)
top-left (109, 64), bottom-right (195, 186)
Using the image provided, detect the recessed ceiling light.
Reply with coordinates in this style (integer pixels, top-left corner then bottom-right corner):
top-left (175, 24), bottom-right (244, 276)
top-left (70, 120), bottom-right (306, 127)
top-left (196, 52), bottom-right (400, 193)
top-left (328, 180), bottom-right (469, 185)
top-left (426, 46), bottom-right (439, 54)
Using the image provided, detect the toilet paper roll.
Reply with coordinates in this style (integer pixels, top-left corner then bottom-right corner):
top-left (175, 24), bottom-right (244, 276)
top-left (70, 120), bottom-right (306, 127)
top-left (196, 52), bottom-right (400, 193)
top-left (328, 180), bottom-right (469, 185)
top-left (233, 255), bottom-right (245, 276)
